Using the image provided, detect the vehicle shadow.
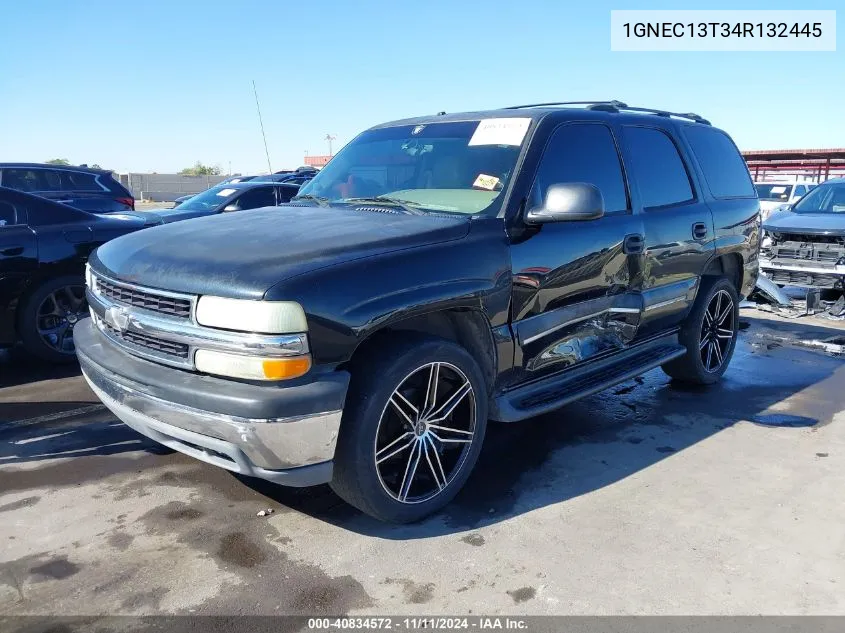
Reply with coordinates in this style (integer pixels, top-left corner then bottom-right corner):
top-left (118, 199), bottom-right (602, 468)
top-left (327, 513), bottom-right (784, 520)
top-left (0, 350), bottom-right (81, 390)
top-left (0, 417), bottom-right (157, 465)
top-left (241, 314), bottom-right (844, 538)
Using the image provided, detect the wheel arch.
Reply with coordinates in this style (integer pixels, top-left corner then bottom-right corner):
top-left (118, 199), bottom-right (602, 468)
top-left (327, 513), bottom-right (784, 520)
top-left (701, 252), bottom-right (743, 296)
top-left (341, 308), bottom-right (498, 396)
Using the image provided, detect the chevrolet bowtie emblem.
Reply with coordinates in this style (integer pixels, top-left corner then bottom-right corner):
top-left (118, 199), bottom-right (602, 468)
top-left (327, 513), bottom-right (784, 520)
top-left (104, 306), bottom-right (130, 332)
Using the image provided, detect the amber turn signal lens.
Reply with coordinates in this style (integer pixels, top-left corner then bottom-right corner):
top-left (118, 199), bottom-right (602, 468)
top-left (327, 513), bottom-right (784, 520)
top-left (262, 355), bottom-right (311, 380)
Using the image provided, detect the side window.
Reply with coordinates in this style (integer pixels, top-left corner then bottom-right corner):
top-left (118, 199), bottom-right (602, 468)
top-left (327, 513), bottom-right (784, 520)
top-left (275, 186), bottom-right (297, 204)
top-left (61, 171), bottom-right (103, 192)
top-left (3, 169), bottom-right (43, 192)
top-left (624, 127), bottom-right (694, 209)
top-left (683, 126), bottom-right (755, 199)
top-left (234, 186), bottom-right (276, 210)
top-left (0, 201), bottom-right (21, 226)
top-left (42, 170), bottom-right (64, 191)
top-left (793, 185), bottom-right (807, 198)
top-left (530, 123), bottom-right (628, 213)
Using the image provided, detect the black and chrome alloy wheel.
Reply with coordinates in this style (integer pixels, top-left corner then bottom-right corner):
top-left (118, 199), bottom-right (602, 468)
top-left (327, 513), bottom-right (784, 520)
top-left (374, 361), bottom-right (477, 504)
top-left (699, 289), bottom-right (735, 373)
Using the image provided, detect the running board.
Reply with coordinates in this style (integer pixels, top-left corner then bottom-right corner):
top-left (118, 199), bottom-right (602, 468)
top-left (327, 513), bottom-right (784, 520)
top-left (491, 337), bottom-right (686, 423)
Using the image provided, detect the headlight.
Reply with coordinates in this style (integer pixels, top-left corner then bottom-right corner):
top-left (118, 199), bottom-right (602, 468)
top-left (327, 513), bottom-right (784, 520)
top-left (195, 349), bottom-right (311, 381)
top-left (85, 264), bottom-right (93, 289)
top-left (195, 296), bottom-right (308, 334)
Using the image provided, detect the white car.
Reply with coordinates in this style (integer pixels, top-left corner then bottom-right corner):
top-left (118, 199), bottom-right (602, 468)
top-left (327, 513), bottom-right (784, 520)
top-left (755, 180), bottom-right (815, 220)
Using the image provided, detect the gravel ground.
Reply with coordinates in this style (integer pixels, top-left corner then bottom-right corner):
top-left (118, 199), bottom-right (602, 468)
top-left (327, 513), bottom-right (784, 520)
top-left (1, 309), bottom-right (843, 617)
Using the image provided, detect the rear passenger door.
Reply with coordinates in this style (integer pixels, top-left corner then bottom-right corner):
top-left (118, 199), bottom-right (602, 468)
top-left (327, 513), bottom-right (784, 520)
top-left (619, 125), bottom-right (715, 336)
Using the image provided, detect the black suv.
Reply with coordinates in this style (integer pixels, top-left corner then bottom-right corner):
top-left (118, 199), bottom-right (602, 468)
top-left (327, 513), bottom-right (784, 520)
top-left (75, 102), bottom-right (760, 522)
top-left (0, 163), bottom-right (135, 213)
top-left (0, 187), bottom-right (155, 362)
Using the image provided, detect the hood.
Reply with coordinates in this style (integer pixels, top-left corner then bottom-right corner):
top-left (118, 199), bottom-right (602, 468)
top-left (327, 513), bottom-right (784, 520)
top-left (759, 200), bottom-right (787, 212)
top-left (763, 210), bottom-right (845, 236)
top-left (147, 207), bottom-right (217, 224)
top-left (90, 205), bottom-right (471, 299)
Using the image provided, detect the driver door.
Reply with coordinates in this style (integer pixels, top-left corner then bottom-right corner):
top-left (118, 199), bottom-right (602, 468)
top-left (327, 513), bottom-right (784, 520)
top-left (508, 121), bottom-right (646, 385)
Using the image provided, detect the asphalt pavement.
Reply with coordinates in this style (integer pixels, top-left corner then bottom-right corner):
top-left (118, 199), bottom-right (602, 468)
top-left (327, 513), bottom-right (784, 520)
top-left (1, 310), bottom-right (844, 616)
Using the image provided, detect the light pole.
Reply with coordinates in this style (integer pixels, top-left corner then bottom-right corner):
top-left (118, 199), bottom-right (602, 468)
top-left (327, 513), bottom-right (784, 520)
top-left (325, 134), bottom-right (337, 156)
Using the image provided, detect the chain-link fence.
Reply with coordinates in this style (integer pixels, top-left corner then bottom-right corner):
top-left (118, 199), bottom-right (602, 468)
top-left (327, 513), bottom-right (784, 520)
top-left (118, 173), bottom-right (233, 202)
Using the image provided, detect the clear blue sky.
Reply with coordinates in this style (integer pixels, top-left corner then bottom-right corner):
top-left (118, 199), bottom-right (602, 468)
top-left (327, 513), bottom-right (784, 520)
top-left (1, 0), bottom-right (841, 174)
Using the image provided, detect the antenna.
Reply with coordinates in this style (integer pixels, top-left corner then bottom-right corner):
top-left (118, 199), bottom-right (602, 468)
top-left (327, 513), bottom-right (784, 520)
top-left (325, 134), bottom-right (337, 156)
top-left (252, 80), bottom-right (272, 173)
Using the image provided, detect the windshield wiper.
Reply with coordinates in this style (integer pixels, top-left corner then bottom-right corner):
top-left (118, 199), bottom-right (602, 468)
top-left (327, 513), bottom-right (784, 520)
top-left (342, 196), bottom-right (424, 215)
top-left (291, 194), bottom-right (330, 207)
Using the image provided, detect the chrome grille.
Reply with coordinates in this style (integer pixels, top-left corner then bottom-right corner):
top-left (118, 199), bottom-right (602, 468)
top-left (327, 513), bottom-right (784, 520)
top-left (99, 319), bottom-right (190, 359)
top-left (94, 275), bottom-right (192, 318)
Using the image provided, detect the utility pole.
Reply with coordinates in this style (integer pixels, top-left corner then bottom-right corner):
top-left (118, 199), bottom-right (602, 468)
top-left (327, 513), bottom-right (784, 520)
top-left (325, 134), bottom-right (337, 156)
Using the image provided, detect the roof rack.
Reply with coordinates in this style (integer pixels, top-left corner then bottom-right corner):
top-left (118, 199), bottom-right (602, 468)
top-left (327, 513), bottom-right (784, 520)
top-left (503, 100), bottom-right (711, 125)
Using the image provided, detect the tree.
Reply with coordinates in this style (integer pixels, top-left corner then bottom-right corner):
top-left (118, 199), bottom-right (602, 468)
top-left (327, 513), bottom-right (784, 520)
top-left (46, 158), bottom-right (70, 165)
top-left (178, 161), bottom-right (221, 176)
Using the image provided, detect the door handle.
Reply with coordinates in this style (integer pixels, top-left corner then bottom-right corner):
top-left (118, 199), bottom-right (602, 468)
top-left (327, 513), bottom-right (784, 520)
top-left (1, 246), bottom-right (24, 256)
top-left (623, 233), bottom-right (645, 255)
top-left (692, 222), bottom-right (708, 240)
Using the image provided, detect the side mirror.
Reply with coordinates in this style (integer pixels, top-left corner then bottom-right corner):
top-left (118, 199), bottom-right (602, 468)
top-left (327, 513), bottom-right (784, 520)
top-left (222, 204), bottom-right (239, 212)
top-left (525, 183), bottom-right (605, 224)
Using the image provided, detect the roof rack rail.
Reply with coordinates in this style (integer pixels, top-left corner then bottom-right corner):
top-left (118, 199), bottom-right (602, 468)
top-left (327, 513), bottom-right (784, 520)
top-left (504, 100), bottom-right (629, 111)
top-left (503, 100), bottom-right (711, 125)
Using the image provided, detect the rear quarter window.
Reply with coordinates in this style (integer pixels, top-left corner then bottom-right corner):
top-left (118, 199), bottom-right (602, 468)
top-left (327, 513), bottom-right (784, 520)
top-left (61, 170), bottom-right (107, 192)
top-left (683, 126), bottom-right (755, 199)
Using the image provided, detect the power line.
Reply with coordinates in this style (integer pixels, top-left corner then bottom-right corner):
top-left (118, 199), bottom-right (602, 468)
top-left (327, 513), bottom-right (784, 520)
top-left (252, 80), bottom-right (272, 173)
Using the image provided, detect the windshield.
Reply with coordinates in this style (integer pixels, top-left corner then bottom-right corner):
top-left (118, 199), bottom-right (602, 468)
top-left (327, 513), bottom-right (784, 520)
top-left (175, 185), bottom-right (240, 210)
top-left (755, 183), bottom-right (794, 201)
top-left (792, 182), bottom-right (845, 214)
top-left (295, 119), bottom-right (530, 215)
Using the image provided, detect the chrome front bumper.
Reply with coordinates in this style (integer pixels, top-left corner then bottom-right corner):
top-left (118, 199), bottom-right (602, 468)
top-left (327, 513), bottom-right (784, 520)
top-left (76, 320), bottom-right (344, 487)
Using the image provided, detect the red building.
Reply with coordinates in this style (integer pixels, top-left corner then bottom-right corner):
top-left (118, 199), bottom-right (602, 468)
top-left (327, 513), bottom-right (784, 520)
top-left (304, 155), bottom-right (333, 168)
top-left (742, 148), bottom-right (845, 182)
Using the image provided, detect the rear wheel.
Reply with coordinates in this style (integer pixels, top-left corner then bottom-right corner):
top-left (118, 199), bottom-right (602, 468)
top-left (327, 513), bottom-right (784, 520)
top-left (662, 277), bottom-right (739, 385)
top-left (17, 275), bottom-right (87, 364)
top-left (331, 336), bottom-right (487, 523)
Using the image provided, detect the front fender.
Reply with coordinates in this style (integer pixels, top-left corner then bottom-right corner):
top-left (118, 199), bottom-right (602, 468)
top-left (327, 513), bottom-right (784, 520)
top-left (264, 217), bottom-right (512, 365)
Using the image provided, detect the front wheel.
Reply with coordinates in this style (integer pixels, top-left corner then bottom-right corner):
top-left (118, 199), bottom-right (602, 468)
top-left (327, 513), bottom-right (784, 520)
top-left (662, 277), bottom-right (739, 385)
top-left (331, 336), bottom-right (488, 523)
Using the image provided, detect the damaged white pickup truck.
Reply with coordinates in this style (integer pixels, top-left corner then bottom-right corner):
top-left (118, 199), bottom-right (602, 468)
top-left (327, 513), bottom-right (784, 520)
top-left (761, 177), bottom-right (845, 292)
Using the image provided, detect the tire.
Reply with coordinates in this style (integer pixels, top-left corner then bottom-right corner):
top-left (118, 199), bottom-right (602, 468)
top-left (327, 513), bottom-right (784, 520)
top-left (331, 335), bottom-right (488, 523)
top-left (17, 275), bottom-right (87, 364)
top-left (661, 277), bottom-right (739, 385)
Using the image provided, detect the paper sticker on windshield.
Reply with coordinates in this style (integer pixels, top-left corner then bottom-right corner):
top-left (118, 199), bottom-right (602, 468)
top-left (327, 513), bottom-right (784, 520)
top-left (770, 186), bottom-right (787, 194)
top-left (468, 118), bottom-right (531, 146)
top-left (216, 188), bottom-right (237, 197)
top-left (473, 174), bottom-right (500, 191)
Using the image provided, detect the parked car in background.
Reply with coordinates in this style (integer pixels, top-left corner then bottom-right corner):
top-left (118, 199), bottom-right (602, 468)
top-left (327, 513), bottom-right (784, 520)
top-left (760, 177), bottom-right (845, 291)
top-left (148, 181), bottom-right (301, 223)
top-left (0, 186), bottom-right (157, 362)
top-left (253, 167), bottom-right (319, 185)
top-left (76, 101), bottom-right (759, 522)
top-left (0, 163), bottom-right (136, 213)
top-left (755, 179), bottom-right (816, 220)
top-left (171, 175), bottom-right (260, 206)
